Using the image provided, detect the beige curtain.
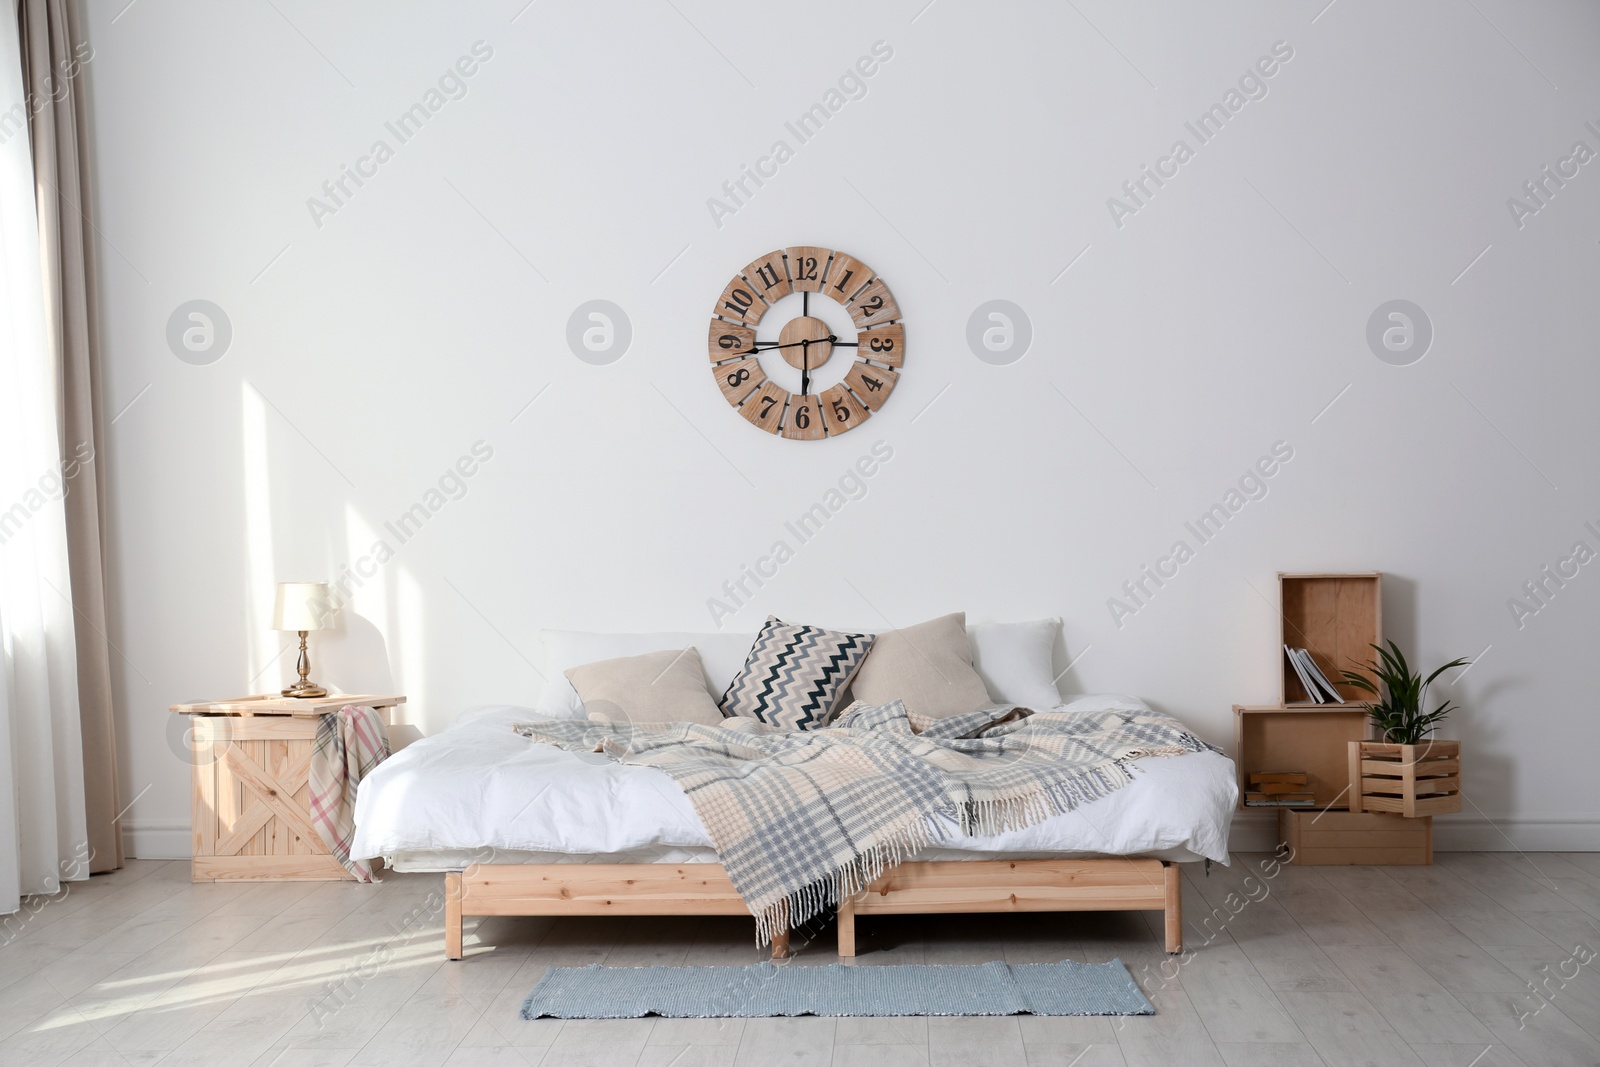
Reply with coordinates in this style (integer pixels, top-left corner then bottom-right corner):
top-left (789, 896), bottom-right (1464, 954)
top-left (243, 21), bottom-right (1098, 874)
top-left (19, 0), bottom-right (122, 873)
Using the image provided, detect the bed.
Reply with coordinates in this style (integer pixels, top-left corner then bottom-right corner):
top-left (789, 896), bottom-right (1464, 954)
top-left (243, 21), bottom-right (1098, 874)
top-left (352, 696), bottom-right (1237, 959)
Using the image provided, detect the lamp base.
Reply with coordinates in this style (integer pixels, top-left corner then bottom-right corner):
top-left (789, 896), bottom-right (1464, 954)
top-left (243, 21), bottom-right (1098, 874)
top-left (282, 629), bottom-right (327, 698)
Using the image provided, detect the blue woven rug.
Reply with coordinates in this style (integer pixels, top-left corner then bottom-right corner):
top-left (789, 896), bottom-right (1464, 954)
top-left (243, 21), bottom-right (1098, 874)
top-left (520, 959), bottom-right (1154, 1019)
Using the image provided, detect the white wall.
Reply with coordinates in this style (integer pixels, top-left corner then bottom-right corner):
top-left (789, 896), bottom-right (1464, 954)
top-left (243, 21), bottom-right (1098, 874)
top-left (77, 0), bottom-right (1600, 858)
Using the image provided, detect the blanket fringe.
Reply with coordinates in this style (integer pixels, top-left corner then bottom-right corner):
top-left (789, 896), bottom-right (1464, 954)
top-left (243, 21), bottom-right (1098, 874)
top-left (750, 751), bottom-right (1193, 946)
top-left (953, 761), bottom-right (1136, 839)
top-left (754, 810), bottom-right (945, 947)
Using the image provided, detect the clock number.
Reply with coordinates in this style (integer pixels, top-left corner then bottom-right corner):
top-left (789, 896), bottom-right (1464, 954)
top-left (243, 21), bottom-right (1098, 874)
top-left (739, 253), bottom-right (793, 302)
top-left (844, 362), bottom-right (896, 411)
top-left (857, 324), bottom-right (904, 367)
top-left (786, 246), bottom-right (831, 293)
top-left (824, 251), bottom-right (869, 299)
top-left (715, 357), bottom-right (764, 406)
top-left (738, 380), bottom-right (787, 434)
top-left (821, 382), bottom-right (871, 426)
top-left (782, 395), bottom-right (826, 440)
top-left (724, 287), bottom-right (755, 319)
top-left (848, 279), bottom-right (899, 329)
top-left (709, 321), bottom-right (757, 363)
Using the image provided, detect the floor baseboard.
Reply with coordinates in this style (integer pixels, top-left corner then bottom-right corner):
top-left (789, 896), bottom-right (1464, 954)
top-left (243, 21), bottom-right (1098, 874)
top-left (1229, 810), bottom-right (1600, 853)
top-left (123, 820), bottom-right (190, 860)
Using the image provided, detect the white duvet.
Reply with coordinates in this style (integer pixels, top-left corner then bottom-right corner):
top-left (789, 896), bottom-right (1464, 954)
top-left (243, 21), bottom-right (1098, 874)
top-left (351, 697), bottom-right (1238, 869)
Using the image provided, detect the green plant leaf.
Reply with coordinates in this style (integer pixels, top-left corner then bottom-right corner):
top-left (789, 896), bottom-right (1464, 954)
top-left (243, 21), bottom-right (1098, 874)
top-left (1343, 642), bottom-right (1471, 744)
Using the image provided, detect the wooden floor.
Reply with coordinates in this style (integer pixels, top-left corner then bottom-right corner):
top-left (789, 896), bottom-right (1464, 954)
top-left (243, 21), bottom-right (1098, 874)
top-left (0, 853), bottom-right (1597, 1066)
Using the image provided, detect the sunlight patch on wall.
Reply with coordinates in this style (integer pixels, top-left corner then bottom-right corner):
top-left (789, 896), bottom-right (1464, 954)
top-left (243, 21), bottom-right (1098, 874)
top-left (342, 501), bottom-right (389, 646)
top-left (241, 382), bottom-right (276, 688)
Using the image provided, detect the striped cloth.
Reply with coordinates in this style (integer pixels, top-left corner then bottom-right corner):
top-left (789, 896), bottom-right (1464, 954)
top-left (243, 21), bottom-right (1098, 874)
top-left (309, 704), bottom-right (390, 882)
top-left (516, 700), bottom-right (1214, 945)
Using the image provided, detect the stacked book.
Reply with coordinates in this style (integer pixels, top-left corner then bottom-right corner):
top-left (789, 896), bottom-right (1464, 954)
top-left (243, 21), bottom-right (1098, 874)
top-left (1246, 771), bottom-right (1315, 807)
top-left (1284, 645), bottom-right (1345, 703)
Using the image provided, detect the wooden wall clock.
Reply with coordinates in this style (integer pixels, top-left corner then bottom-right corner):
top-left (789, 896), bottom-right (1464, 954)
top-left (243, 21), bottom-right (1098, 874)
top-left (707, 246), bottom-right (902, 440)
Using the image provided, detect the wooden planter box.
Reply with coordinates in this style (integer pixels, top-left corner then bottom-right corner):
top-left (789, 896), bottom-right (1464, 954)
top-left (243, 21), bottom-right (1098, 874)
top-left (172, 695), bottom-right (401, 882)
top-left (1348, 740), bottom-right (1461, 818)
top-left (1279, 809), bottom-right (1432, 865)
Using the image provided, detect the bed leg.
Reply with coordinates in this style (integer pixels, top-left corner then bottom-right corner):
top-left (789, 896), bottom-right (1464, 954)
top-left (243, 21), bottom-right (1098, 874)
top-left (837, 901), bottom-right (856, 958)
top-left (770, 928), bottom-right (791, 959)
top-left (1163, 862), bottom-right (1182, 954)
top-left (445, 872), bottom-right (464, 960)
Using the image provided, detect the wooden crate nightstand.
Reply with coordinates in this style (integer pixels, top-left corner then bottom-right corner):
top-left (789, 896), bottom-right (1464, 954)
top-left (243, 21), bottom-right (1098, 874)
top-left (171, 694), bottom-right (404, 882)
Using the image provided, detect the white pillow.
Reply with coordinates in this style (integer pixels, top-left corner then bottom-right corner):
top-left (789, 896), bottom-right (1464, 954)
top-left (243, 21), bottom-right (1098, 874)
top-left (534, 629), bottom-right (757, 719)
top-left (1056, 693), bottom-right (1149, 716)
top-left (967, 618), bottom-right (1062, 711)
top-left (454, 704), bottom-right (540, 727)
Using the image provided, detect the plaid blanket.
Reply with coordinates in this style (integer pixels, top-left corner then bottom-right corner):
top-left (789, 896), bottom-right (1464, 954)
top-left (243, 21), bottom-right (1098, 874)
top-left (310, 704), bottom-right (390, 882)
top-left (515, 700), bottom-right (1214, 945)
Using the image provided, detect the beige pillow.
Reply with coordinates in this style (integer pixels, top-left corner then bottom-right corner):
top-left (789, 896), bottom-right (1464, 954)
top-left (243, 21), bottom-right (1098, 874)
top-left (849, 612), bottom-right (994, 719)
top-left (565, 647), bottom-right (725, 725)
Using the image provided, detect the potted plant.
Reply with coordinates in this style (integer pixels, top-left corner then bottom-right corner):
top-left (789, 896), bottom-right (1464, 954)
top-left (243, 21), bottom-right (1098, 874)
top-left (1340, 640), bottom-right (1468, 817)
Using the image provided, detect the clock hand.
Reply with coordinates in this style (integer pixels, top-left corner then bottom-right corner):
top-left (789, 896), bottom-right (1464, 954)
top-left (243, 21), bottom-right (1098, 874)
top-left (755, 336), bottom-right (854, 351)
top-left (801, 340), bottom-right (810, 396)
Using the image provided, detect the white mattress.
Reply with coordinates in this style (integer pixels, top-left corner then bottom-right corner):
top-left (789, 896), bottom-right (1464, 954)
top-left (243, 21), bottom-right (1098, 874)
top-left (351, 699), bottom-right (1238, 871)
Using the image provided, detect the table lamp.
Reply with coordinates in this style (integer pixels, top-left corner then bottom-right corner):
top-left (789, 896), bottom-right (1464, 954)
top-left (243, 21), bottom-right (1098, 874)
top-left (272, 581), bottom-right (335, 698)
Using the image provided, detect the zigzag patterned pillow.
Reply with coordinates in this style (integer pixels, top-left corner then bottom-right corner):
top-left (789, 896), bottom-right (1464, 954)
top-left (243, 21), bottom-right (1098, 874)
top-left (719, 616), bottom-right (874, 730)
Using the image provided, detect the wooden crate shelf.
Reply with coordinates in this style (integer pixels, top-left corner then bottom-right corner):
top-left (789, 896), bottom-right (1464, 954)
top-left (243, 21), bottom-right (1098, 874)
top-left (1234, 704), bottom-right (1369, 811)
top-left (1349, 740), bottom-right (1461, 818)
top-left (1279, 572), bottom-right (1381, 705)
top-left (1279, 808), bottom-right (1432, 865)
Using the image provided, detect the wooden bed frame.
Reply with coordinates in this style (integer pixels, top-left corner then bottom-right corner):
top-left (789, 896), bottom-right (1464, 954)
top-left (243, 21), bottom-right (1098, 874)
top-left (442, 856), bottom-right (1182, 960)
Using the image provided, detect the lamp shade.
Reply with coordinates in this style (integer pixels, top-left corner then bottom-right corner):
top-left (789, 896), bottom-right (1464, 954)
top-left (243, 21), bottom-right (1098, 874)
top-left (271, 582), bottom-right (335, 632)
